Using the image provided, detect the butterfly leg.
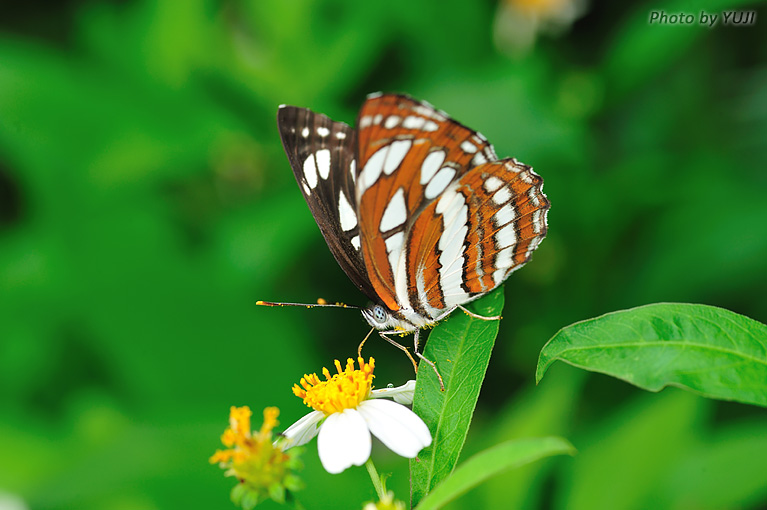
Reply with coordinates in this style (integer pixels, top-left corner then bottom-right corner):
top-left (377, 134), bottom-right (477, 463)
top-left (414, 352), bottom-right (445, 391)
top-left (357, 327), bottom-right (376, 358)
top-left (457, 304), bottom-right (502, 321)
top-left (410, 329), bottom-right (446, 391)
top-left (378, 331), bottom-right (445, 391)
top-left (378, 332), bottom-right (419, 374)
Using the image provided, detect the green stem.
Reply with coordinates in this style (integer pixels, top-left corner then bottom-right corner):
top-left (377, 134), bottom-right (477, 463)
top-left (365, 458), bottom-right (387, 501)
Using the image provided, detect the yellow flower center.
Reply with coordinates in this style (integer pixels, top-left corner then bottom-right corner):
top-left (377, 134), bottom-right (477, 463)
top-left (293, 357), bottom-right (375, 415)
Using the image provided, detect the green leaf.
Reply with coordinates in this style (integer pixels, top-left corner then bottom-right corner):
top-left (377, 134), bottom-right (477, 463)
top-left (416, 437), bottom-right (575, 510)
top-left (537, 303), bottom-right (767, 407)
top-left (409, 287), bottom-right (504, 507)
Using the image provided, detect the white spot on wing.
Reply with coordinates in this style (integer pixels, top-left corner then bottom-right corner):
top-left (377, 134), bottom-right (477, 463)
top-left (317, 126), bottom-right (330, 137)
top-left (532, 209), bottom-right (542, 234)
top-left (472, 153), bottom-right (488, 166)
top-left (495, 223), bottom-right (517, 249)
top-left (492, 187), bottom-right (511, 205)
top-left (373, 114), bottom-right (383, 125)
top-left (385, 232), bottom-right (403, 253)
top-left (384, 115), bottom-right (401, 129)
top-left (416, 268), bottom-right (432, 319)
top-left (384, 140), bottom-right (412, 175)
top-left (438, 190), bottom-right (469, 307)
top-left (359, 146), bottom-right (388, 192)
top-left (379, 188), bottom-right (407, 232)
top-left (495, 202), bottom-right (516, 226)
top-left (303, 153), bottom-right (318, 189)
top-left (420, 151), bottom-right (446, 184)
top-left (436, 186), bottom-right (459, 215)
top-left (338, 190), bottom-right (357, 231)
top-left (492, 268), bottom-right (507, 285)
top-left (460, 140), bottom-right (477, 153)
top-left (403, 116), bottom-right (426, 129)
top-left (350, 160), bottom-right (356, 183)
top-left (423, 120), bottom-right (439, 132)
top-left (496, 246), bottom-right (514, 269)
top-left (316, 149), bottom-right (331, 179)
top-left (385, 232), bottom-right (411, 309)
top-left (360, 116), bottom-right (372, 129)
top-left (336, 131), bottom-right (347, 139)
top-left (301, 127), bottom-right (310, 138)
top-left (351, 235), bottom-right (361, 250)
top-left (483, 176), bottom-right (503, 193)
top-left (424, 167), bottom-right (456, 199)
top-left (413, 105), bottom-right (434, 117)
top-left (526, 237), bottom-right (541, 260)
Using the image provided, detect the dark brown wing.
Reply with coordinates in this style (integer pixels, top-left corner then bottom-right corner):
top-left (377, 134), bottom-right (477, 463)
top-left (277, 105), bottom-right (377, 302)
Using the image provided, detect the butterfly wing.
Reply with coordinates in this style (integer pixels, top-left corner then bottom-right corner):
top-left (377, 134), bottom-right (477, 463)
top-left (277, 105), bottom-right (377, 301)
top-left (353, 94), bottom-right (549, 324)
top-left (353, 94), bottom-right (497, 316)
top-left (406, 158), bottom-right (549, 320)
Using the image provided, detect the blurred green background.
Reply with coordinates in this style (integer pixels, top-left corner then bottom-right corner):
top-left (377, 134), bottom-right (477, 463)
top-left (1, 0), bottom-right (766, 509)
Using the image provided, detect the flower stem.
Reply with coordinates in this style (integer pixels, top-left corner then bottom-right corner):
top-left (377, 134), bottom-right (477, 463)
top-left (365, 458), bottom-right (386, 501)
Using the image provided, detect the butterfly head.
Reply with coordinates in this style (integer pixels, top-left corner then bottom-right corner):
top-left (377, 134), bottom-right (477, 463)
top-left (361, 304), bottom-right (418, 332)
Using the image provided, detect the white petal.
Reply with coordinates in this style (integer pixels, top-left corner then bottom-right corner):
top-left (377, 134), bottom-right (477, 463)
top-left (371, 380), bottom-right (416, 405)
top-left (358, 400), bottom-right (432, 458)
top-left (317, 409), bottom-right (371, 474)
top-left (280, 410), bottom-right (324, 449)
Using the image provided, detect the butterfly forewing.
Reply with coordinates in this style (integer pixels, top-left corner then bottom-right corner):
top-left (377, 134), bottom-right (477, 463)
top-left (352, 94), bottom-right (500, 317)
top-left (277, 105), bottom-right (377, 302)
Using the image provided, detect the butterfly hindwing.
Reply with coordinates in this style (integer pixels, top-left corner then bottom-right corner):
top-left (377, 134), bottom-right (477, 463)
top-left (277, 105), bottom-right (377, 302)
top-left (405, 158), bottom-right (549, 320)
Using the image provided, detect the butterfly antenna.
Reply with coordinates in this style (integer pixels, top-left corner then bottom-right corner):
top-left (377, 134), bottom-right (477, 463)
top-left (256, 299), bottom-right (362, 310)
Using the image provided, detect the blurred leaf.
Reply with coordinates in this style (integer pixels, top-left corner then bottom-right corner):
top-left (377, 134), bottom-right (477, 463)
top-left (628, 177), bottom-right (767, 303)
top-left (603, 0), bottom-right (758, 97)
top-left (656, 419), bottom-right (767, 509)
top-left (418, 66), bottom-right (586, 167)
top-left (416, 436), bottom-right (575, 510)
top-left (557, 389), bottom-right (705, 510)
top-left (475, 366), bottom-right (586, 509)
top-left (537, 303), bottom-right (767, 407)
top-left (410, 288), bottom-right (504, 507)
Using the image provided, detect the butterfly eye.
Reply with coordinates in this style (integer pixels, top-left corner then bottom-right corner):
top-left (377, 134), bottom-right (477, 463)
top-left (372, 305), bottom-right (388, 324)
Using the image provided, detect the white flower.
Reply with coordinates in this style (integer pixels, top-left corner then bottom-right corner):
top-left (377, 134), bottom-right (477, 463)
top-left (280, 358), bottom-right (431, 474)
top-left (370, 379), bottom-right (416, 405)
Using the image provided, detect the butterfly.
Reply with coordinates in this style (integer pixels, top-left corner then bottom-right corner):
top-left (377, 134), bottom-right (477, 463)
top-left (268, 93), bottom-right (549, 372)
